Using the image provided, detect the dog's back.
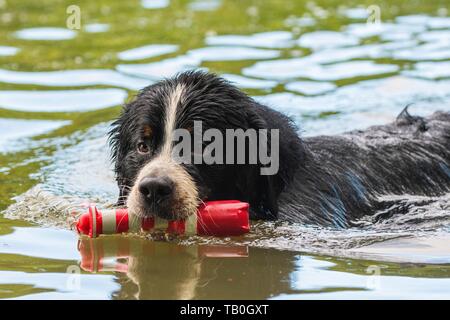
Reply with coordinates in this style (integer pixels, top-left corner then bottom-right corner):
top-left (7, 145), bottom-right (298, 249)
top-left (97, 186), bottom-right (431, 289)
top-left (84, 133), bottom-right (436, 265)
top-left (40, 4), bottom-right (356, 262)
top-left (279, 110), bottom-right (450, 227)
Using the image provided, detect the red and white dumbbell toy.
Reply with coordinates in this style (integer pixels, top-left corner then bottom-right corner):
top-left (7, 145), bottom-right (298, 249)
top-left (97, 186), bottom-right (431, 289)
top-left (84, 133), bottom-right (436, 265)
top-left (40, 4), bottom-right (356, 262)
top-left (76, 200), bottom-right (250, 238)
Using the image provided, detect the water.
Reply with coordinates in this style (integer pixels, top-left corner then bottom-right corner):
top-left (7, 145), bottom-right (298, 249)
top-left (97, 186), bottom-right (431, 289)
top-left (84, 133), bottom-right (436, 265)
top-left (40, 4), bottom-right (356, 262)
top-left (13, 27), bottom-right (77, 41)
top-left (1, 0), bottom-right (450, 299)
top-left (117, 44), bottom-right (179, 61)
top-left (0, 88), bottom-right (127, 112)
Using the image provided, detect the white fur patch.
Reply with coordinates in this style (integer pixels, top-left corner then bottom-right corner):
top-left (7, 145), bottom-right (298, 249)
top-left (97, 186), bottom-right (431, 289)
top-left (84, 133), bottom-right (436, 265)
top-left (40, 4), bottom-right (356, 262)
top-left (162, 84), bottom-right (185, 156)
top-left (127, 84), bottom-right (199, 219)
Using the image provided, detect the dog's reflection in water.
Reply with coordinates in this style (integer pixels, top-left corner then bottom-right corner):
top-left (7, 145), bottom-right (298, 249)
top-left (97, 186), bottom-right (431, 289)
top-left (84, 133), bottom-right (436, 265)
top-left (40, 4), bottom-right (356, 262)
top-left (78, 236), bottom-right (297, 299)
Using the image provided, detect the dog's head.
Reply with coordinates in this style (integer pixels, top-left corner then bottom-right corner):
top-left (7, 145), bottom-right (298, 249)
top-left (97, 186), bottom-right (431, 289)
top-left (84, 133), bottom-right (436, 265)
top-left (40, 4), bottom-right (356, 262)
top-left (109, 71), bottom-right (303, 220)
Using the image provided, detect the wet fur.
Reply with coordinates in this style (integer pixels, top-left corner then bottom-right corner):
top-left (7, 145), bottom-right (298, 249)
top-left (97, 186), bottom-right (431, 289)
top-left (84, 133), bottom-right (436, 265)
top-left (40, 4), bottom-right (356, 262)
top-left (109, 71), bottom-right (450, 227)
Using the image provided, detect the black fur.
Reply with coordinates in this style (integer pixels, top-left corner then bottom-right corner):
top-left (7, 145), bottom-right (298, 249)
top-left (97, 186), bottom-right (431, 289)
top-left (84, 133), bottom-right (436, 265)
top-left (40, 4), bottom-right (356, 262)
top-left (109, 71), bottom-right (450, 227)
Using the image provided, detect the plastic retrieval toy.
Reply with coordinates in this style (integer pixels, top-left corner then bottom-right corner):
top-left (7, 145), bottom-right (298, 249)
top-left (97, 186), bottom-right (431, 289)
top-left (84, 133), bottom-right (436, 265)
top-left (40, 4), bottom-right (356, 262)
top-left (76, 200), bottom-right (250, 238)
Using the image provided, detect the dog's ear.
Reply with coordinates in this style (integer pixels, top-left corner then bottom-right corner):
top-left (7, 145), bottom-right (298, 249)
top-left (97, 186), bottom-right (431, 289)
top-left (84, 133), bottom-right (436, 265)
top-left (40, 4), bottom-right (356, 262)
top-left (237, 107), bottom-right (280, 220)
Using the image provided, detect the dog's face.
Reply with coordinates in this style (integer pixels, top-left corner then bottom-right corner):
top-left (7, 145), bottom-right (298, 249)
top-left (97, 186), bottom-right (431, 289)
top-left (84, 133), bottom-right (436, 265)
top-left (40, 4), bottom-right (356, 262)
top-left (109, 71), bottom-right (289, 220)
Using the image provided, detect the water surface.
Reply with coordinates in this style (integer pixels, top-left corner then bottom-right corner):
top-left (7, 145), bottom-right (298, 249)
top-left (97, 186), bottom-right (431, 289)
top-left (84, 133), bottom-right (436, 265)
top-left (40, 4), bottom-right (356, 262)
top-left (1, 0), bottom-right (450, 299)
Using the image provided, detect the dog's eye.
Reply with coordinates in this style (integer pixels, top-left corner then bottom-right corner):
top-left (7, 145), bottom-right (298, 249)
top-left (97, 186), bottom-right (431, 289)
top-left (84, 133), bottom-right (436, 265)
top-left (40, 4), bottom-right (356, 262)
top-left (137, 142), bottom-right (150, 154)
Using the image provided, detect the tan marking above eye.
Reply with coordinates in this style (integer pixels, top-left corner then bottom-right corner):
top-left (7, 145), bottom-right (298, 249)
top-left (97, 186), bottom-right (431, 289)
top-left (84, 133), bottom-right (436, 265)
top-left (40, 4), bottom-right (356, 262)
top-left (143, 125), bottom-right (153, 139)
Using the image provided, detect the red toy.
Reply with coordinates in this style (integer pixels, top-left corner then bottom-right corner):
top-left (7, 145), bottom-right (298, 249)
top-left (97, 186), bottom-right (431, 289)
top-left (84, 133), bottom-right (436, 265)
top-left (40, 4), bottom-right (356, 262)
top-left (76, 200), bottom-right (250, 238)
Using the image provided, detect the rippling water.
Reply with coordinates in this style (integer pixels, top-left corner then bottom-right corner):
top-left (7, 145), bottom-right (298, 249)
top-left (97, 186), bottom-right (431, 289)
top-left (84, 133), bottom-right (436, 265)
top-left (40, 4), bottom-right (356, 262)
top-left (1, 0), bottom-right (450, 299)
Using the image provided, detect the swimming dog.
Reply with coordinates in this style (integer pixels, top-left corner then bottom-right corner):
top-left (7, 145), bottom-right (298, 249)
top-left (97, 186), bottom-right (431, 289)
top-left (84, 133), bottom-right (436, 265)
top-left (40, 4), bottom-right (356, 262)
top-left (109, 71), bottom-right (450, 227)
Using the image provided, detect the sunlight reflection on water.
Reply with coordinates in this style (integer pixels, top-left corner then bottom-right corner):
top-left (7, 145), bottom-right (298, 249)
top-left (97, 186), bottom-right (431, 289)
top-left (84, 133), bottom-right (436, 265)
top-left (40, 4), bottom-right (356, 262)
top-left (1, 1), bottom-right (450, 300)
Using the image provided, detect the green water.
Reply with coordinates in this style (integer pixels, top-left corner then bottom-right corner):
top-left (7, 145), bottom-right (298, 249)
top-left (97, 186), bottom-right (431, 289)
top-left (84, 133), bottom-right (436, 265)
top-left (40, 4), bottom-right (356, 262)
top-left (1, 0), bottom-right (450, 299)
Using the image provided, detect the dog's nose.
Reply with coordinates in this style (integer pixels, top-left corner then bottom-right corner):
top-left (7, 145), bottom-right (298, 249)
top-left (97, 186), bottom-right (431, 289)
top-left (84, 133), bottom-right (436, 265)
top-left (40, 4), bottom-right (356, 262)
top-left (138, 176), bottom-right (174, 202)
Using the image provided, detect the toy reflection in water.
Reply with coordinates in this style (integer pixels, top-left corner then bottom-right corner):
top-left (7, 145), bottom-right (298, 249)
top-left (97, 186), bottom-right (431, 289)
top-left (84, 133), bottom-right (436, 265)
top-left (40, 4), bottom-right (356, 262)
top-left (77, 236), bottom-right (297, 299)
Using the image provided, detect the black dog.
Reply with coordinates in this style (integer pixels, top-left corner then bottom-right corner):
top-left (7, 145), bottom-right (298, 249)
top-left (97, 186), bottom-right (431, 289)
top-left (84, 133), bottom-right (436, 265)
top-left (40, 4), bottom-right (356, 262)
top-left (109, 71), bottom-right (450, 227)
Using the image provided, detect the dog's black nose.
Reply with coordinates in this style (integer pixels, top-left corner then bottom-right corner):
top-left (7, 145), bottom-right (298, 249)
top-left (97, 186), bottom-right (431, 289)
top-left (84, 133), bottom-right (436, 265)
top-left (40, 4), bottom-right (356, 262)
top-left (138, 176), bottom-right (174, 202)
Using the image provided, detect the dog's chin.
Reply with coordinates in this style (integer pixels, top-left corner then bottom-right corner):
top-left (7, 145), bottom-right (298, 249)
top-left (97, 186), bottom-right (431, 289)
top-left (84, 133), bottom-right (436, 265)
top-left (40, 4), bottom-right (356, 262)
top-left (126, 191), bottom-right (198, 221)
